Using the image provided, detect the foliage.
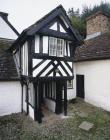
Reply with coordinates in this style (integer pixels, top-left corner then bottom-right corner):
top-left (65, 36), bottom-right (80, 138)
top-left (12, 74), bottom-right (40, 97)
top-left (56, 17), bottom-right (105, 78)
top-left (68, 1), bottom-right (110, 38)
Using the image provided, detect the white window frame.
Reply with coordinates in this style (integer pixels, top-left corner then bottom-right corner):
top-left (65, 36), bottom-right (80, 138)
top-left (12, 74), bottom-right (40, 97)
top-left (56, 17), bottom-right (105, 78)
top-left (49, 37), bottom-right (64, 57)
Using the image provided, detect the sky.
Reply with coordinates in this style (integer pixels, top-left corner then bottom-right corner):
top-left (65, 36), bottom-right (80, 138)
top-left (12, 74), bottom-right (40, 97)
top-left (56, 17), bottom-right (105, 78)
top-left (0, 0), bottom-right (110, 33)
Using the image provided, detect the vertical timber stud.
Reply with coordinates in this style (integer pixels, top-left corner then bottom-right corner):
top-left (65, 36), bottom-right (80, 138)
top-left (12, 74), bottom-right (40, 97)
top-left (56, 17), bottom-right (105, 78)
top-left (38, 81), bottom-right (42, 123)
top-left (39, 35), bottom-right (43, 53)
top-left (26, 84), bottom-right (29, 115)
top-left (34, 82), bottom-right (37, 121)
top-left (64, 81), bottom-right (67, 116)
top-left (55, 81), bottom-right (63, 114)
top-left (21, 82), bottom-right (23, 113)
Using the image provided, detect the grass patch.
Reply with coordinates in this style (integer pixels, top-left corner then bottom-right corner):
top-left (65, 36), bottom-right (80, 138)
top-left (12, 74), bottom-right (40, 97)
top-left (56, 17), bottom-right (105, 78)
top-left (0, 99), bottom-right (110, 140)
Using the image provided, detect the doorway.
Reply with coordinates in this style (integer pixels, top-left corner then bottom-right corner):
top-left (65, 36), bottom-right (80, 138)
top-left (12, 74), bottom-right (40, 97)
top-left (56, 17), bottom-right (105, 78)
top-left (76, 75), bottom-right (85, 98)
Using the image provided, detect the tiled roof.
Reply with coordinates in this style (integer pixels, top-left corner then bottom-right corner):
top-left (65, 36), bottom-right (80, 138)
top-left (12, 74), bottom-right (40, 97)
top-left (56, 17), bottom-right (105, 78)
top-left (0, 38), bottom-right (19, 81)
top-left (74, 33), bottom-right (110, 62)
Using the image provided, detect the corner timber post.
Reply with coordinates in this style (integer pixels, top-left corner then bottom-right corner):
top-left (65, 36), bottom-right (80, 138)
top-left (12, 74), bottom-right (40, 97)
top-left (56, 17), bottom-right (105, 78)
top-left (64, 81), bottom-right (67, 116)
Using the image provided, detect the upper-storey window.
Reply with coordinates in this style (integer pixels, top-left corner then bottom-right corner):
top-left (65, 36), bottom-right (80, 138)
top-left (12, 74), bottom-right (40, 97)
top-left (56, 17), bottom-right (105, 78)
top-left (49, 37), bottom-right (64, 57)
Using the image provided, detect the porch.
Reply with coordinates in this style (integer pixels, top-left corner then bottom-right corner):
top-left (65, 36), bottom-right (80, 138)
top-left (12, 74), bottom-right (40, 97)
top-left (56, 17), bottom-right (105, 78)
top-left (33, 79), bottom-right (68, 123)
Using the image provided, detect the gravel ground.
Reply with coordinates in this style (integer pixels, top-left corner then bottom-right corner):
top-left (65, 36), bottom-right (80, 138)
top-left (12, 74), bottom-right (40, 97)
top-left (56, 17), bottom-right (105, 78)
top-left (0, 98), bottom-right (110, 140)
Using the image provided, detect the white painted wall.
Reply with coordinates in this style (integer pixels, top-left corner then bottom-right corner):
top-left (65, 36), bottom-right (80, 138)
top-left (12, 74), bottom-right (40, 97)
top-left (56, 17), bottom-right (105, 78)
top-left (23, 85), bottom-right (27, 112)
top-left (29, 105), bottom-right (34, 120)
top-left (49, 22), bottom-right (57, 30)
top-left (74, 60), bottom-right (110, 111)
top-left (44, 98), bottom-right (55, 112)
top-left (33, 59), bottom-right (51, 77)
top-left (0, 17), bottom-right (17, 39)
top-left (22, 42), bottom-right (28, 75)
top-left (35, 35), bottom-right (40, 53)
top-left (0, 81), bottom-right (21, 116)
top-left (60, 24), bottom-right (66, 33)
top-left (43, 36), bottom-right (48, 54)
top-left (67, 64), bottom-right (76, 100)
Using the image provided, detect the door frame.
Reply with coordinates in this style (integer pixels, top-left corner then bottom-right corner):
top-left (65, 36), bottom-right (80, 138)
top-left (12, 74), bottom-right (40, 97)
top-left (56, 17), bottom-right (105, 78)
top-left (76, 75), bottom-right (85, 99)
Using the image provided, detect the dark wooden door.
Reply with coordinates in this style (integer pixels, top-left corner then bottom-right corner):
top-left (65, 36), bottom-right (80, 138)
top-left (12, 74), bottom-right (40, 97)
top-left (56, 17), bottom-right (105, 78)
top-left (76, 75), bottom-right (84, 98)
top-left (55, 81), bottom-right (63, 114)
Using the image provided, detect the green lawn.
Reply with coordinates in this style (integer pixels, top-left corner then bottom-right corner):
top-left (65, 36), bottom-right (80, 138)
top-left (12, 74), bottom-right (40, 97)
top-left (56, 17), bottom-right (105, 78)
top-left (0, 99), bottom-right (110, 140)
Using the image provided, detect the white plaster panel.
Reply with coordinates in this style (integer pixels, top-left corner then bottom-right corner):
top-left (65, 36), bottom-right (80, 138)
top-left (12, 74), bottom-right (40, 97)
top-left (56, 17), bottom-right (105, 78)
top-left (75, 60), bottom-right (110, 111)
top-left (29, 105), bottom-right (34, 120)
top-left (61, 61), bottom-right (72, 76)
top-left (33, 60), bottom-right (50, 77)
top-left (0, 81), bottom-right (21, 116)
top-left (41, 65), bottom-right (53, 77)
top-left (49, 22), bottom-right (57, 30)
top-left (0, 17), bottom-right (17, 39)
top-left (43, 36), bottom-right (48, 53)
top-left (22, 42), bottom-right (28, 75)
top-left (33, 59), bottom-right (42, 68)
top-left (35, 35), bottom-right (40, 53)
top-left (67, 63), bottom-right (76, 100)
top-left (58, 66), bottom-right (66, 76)
top-left (23, 85), bottom-right (27, 112)
top-left (44, 98), bottom-right (55, 112)
top-left (60, 24), bottom-right (66, 33)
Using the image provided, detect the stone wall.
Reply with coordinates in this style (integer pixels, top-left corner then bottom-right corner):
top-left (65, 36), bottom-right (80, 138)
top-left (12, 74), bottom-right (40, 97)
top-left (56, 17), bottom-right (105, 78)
top-left (86, 12), bottom-right (110, 35)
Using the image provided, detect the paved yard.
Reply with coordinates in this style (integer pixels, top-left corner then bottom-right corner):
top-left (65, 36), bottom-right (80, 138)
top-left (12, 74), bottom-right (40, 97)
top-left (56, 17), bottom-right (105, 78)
top-left (0, 98), bottom-right (110, 140)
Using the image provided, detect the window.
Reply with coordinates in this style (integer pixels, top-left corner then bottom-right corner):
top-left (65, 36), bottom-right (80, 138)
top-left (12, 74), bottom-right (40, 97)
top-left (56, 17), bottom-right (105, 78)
top-left (57, 39), bottom-right (64, 57)
top-left (49, 37), bottom-right (64, 57)
top-left (67, 80), bottom-right (73, 89)
top-left (49, 37), bottom-right (57, 56)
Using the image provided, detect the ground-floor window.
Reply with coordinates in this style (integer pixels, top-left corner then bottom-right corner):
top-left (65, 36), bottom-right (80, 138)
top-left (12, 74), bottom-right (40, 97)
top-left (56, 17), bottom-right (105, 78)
top-left (67, 80), bottom-right (73, 89)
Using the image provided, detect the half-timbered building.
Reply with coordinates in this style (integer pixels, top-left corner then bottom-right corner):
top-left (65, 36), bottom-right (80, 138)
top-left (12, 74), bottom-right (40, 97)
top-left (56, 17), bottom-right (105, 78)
top-left (11, 5), bottom-right (82, 123)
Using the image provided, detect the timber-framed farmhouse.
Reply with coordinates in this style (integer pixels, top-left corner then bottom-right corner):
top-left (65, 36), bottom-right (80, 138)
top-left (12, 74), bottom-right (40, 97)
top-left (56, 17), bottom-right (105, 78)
top-left (10, 5), bottom-right (82, 123)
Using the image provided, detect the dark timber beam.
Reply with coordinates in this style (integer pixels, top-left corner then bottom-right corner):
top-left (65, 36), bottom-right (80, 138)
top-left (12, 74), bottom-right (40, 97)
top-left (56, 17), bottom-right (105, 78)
top-left (32, 53), bottom-right (74, 62)
top-left (39, 28), bottom-right (74, 41)
top-left (38, 81), bottom-right (42, 123)
top-left (32, 60), bottom-right (46, 71)
top-left (21, 82), bottom-right (23, 113)
top-left (34, 82), bottom-right (37, 121)
top-left (58, 61), bottom-right (70, 76)
top-left (26, 84), bottom-right (29, 115)
top-left (36, 61), bottom-right (53, 77)
top-left (64, 81), bottom-right (67, 116)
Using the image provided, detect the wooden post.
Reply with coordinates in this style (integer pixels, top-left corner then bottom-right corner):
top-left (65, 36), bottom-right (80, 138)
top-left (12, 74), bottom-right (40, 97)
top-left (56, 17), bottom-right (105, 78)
top-left (64, 81), bottom-right (67, 116)
top-left (26, 84), bottom-right (29, 115)
top-left (55, 81), bottom-right (63, 114)
top-left (21, 82), bottom-right (23, 113)
top-left (34, 82), bottom-right (37, 121)
top-left (38, 81), bottom-right (42, 123)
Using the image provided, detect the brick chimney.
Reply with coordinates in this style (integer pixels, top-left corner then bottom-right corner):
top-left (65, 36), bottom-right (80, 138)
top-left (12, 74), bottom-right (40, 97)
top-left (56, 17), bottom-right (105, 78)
top-left (86, 11), bottom-right (110, 40)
